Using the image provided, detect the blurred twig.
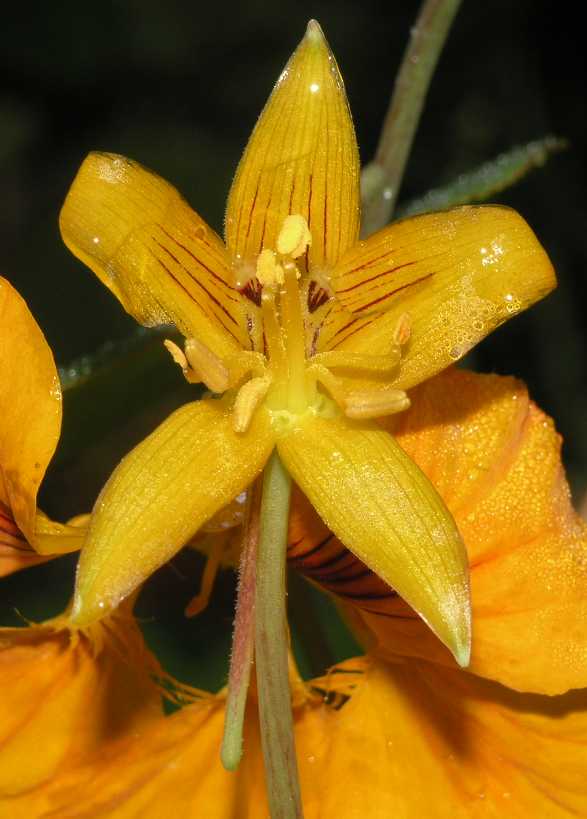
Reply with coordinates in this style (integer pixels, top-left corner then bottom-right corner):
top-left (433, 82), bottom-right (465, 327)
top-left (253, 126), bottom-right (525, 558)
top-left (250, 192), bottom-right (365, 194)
top-left (397, 136), bottom-right (568, 218)
top-left (361, 0), bottom-right (462, 235)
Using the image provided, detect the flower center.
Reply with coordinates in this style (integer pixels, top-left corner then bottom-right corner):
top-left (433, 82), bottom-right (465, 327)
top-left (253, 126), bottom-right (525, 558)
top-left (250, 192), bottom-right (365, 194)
top-left (165, 214), bottom-right (412, 433)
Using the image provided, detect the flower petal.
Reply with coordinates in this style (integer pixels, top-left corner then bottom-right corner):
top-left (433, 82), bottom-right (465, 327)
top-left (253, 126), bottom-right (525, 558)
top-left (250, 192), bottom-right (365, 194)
top-left (0, 610), bottom-right (162, 815)
top-left (0, 505), bottom-right (50, 576)
top-left (318, 657), bottom-right (587, 818)
top-left (277, 413), bottom-right (471, 665)
top-left (357, 369), bottom-right (587, 694)
top-left (288, 487), bottom-right (398, 606)
top-left (40, 655), bottom-right (587, 818)
top-left (60, 153), bottom-right (252, 358)
top-left (319, 207), bottom-right (555, 389)
top-left (0, 277), bottom-right (61, 540)
top-left (225, 21), bottom-right (360, 273)
top-left (72, 399), bottom-right (275, 624)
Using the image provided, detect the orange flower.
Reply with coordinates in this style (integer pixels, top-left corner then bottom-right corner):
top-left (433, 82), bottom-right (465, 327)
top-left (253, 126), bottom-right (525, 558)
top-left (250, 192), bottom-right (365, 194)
top-left (33, 371), bottom-right (587, 818)
top-left (0, 605), bottom-right (165, 818)
top-left (38, 654), bottom-right (587, 818)
top-left (0, 277), bottom-right (86, 575)
top-left (290, 368), bottom-right (587, 696)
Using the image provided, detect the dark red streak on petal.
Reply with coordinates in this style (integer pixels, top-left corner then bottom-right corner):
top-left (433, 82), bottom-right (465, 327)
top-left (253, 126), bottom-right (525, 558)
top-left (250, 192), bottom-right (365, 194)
top-left (158, 226), bottom-right (240, 300)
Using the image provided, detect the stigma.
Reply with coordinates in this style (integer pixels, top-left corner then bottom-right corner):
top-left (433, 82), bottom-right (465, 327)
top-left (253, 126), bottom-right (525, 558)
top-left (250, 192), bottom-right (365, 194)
top-left (165, 214), bottom-right (412, 433)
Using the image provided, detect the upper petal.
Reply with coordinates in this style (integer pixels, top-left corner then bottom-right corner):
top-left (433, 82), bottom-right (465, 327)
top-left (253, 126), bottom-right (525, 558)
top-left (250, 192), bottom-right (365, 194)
top-left (225, 21), bottom-right (360, 274)
top-left (72, 398), bottom-right (275, 625)
top-left (277, 413), bottom-right (471, 666)
top-left (60, 153), bottom-right (252, 358)
top-left (319, 206), bottom-right (555, 389)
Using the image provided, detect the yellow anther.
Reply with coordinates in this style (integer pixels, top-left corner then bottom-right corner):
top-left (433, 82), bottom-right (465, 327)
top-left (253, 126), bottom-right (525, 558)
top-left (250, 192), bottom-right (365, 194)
top-left (184, 337), bottom-right (230, 393)
top-left (393, 313), bottom-right (412, 346)
top-left (344, 388), bottom-right (410, 420)
top-left (233, 375), bottom-right (273, 433)
top-left (256, 249), bottom-right (284, 286)
top-left (164, 339), bottom-right (188, 370)
top-left (277, 214), bottom-right (312, 259)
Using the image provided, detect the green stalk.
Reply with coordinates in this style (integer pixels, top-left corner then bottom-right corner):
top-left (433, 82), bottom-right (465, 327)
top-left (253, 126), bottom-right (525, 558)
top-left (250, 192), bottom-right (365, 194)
top-left (221, 479), bottom-right (262, 771)
top-left (255, 450), bottom-right (303, 819)
top-left (361, 0), bottom-right (463, 235)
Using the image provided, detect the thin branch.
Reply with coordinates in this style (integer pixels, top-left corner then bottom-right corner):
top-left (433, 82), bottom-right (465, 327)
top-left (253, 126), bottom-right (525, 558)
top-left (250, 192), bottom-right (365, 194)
top-left (361, 0), bottom-right (463, 235)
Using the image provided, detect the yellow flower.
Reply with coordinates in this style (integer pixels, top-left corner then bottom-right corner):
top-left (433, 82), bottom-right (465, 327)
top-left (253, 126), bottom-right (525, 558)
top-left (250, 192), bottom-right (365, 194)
top-left (0, 277), bottom-right (86, 575)
top-left (34, 373), bottom-right (587, 818)
top-left (60, 21), bottom-right (554, 664)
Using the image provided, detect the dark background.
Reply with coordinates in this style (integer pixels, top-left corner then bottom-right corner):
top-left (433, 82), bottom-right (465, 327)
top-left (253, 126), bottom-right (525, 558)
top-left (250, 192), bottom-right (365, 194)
top-left (1, 1), bottom-right (585, 682)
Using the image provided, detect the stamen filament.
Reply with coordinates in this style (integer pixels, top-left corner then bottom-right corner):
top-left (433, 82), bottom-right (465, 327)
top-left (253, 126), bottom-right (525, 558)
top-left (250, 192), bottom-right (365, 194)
top-left (261, 288), bottom-right (287, 371)
top-left (184, 534), bottom-right (225, 617)
top-left (311, 348), bottom-right (401, 373)
top-left (255, 450), bottom-right (303, 819)
top-left (281, 266), bottom-right (310, 413)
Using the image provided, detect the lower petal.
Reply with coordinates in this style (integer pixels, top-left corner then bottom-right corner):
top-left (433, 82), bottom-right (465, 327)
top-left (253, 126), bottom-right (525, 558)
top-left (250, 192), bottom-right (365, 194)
top-left (277, 414), bottom-right (471, 666)
top-left (72, 399), bottom-right (275, 624)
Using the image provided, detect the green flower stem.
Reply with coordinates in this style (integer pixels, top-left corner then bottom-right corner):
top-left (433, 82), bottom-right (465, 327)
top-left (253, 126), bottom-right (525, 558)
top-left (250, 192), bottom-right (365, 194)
top-left (221, 479), bottom-right (262, 771)
top-left (255, 450), bottom-right (303, 819)
top-left (361, 0), bottom-right (463, 235)
top-left (397, 136), bottom-right (568, 218)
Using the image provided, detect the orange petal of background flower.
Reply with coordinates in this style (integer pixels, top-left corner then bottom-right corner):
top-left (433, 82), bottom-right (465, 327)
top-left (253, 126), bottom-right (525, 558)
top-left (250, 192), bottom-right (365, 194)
top-left (0, 278), bottom-right (85, 558)
top-left (0, 277), bottom-right (61, 541)
top-left (0, 505), bottom-right (51, 576)
top-left (225, 21), bottom-right (360, 273)
top-left (318, 658), bottom-right (587, 818)
top-left (319, 207), bottom-right (555, 390)
top-left (0, 612), bottom-right (163, 818)
top-left (356, 369), bottom-right (587, 695)
top-left (39, 656), bottom-right (587, 818)
top-left (72, 399), bottom-right (275, 625)
top-left (277, 413), bottom-right (471, 666)
top-left (60, 153), bottom-right (252, 358)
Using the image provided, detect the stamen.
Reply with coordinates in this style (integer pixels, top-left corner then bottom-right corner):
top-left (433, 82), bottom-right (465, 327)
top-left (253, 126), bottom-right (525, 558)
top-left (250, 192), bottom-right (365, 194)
top-left (256, 249), bottom-right (284, 286)
top-left (343, 388), bottom-right (411, 419)
top-left (311, 348), bottom-right (401, 374)
top-left (393, 312), bottom-right (412, 346)
top-left (225, 350), bottom-right (268, 383)
top-left (233, 375), bottom-right (273, 433)
top-left (307, 363), bottom-right (346, 404)
top-left (184, 534), bottom-right (226, 617)
top-left (185, 338), bottom-right (230, 393)
top-left (277, 214), bottom-right (312, 259)
top-left (164, 339), bottom-right (201, 384)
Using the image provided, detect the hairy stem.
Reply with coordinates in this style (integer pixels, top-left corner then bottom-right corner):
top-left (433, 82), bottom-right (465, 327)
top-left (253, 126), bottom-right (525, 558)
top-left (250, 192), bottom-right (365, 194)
top-left (361, 0), bottom-right (462, 235)
top-left (255, 450), bottom-right (303, 818)
top-left (221, 480), bottom-right (262, 770)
